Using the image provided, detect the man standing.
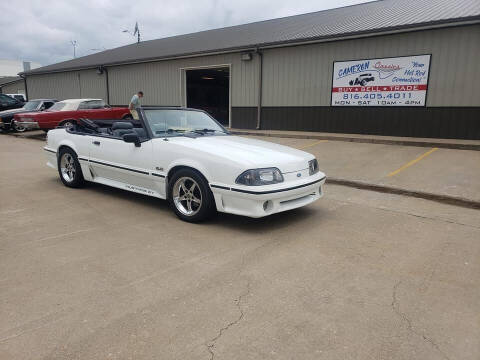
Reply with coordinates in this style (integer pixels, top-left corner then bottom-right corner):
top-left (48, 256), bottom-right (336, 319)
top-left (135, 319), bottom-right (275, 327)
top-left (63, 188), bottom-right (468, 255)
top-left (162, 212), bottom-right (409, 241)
top-left (129, 91), bottom-right (143, 119)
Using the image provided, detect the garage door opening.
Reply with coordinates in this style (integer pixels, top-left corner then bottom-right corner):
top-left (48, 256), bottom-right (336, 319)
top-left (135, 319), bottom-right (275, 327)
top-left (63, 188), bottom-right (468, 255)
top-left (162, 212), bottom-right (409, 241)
top-left (186, 67), bottom-right (230, 126)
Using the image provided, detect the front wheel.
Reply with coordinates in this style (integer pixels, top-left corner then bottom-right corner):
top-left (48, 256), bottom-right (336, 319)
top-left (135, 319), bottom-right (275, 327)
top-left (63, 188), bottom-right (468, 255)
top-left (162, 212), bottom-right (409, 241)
top-left (57, 148), bottom-right (85, 188)
top-left (168, 169), bottom-right (216, 222)
top-left (13, 122), bottom-right (26, 132)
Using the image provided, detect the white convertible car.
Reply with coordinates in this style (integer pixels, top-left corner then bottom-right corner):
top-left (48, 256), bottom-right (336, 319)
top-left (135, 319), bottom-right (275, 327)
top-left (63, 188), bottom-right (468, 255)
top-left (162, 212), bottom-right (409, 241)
top-left (44, 107), bottom-right (326, 222)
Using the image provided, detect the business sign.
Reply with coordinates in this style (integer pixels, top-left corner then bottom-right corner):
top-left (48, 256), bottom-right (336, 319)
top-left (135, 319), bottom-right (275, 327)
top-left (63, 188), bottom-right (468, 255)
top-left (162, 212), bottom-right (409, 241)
top-left (331, 54), bottom-right (431, 106)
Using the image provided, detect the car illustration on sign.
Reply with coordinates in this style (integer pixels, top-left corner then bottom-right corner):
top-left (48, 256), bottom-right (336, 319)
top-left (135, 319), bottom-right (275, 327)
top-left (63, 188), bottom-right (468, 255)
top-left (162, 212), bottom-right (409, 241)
top-left (349, 73), bottom-right (375, 86)
top-left (43, 107), bottom-right (326, 222)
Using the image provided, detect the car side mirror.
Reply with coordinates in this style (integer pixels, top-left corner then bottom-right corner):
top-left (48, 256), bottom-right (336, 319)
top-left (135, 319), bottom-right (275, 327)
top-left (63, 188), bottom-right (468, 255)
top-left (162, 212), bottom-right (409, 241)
top-left (40, 105), bottom-right (46, 111)
top-left (123, 133), bottom-right (141, 147)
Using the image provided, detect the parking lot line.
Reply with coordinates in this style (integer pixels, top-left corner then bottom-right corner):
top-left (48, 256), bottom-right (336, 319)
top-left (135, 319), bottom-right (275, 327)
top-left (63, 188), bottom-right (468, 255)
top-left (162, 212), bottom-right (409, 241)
top-left (299, 140), bottom-right (328, 149)
top-left (388, 147), bottom-right (438, 177)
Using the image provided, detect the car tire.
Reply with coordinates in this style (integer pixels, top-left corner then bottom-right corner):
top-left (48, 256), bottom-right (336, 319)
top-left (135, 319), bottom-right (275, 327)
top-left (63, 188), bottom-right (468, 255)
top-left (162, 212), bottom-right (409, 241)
top-left (59, 119), bottom-right (75, 129)
top-left (13, 122), bottom-right (26, 132)
top-left (168, 168), bottom-right (216, 223)
top-left (57, 148), bottom-right (85, 188)
top-left (360, 79), bottom-right (367, 86)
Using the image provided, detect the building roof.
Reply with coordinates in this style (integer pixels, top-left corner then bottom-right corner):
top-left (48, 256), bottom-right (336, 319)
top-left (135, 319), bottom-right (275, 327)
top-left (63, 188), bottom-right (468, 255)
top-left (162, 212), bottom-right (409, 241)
top-left (0, 76), bottom-right (22, 86)
top-left (24, 0), bottom-right (480, 75)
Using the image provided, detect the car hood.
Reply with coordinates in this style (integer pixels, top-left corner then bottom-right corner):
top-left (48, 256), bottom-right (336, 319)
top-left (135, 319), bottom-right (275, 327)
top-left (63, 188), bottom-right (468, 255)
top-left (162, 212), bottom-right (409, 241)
top-left (15, 111), bottom-right (49, 118)
top-left (15, 111), bottom-right (39, 117)
top-left (0, 108), bottom-right (27, 117)
top-left (168, 135), bottom-right (315, 173)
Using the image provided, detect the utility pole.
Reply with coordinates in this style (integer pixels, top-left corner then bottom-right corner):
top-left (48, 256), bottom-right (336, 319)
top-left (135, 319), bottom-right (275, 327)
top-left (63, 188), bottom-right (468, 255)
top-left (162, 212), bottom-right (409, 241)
top-left (134, 22), bottom-right (141, 43)
top-left (70, 40), bottom-right (78, 58)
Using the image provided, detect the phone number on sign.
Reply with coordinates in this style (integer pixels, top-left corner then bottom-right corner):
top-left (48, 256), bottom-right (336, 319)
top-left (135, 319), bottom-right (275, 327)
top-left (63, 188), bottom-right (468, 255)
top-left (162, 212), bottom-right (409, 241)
top-left (342, 92), bottom-right (416, 100)
top-left (335, 92), bottom-right (424, 106)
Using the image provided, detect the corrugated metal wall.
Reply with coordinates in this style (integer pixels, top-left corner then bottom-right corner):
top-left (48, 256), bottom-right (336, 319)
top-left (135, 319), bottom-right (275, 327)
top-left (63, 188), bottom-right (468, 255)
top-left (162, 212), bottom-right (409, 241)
top-left (261, 25), bottom-right (480, 107)
top-left (1, 81), bottom-right (25, 95)
top-left (108, 52), bottom-right (258, 107)
top-left (24, 24), bottom-right (479, 135)
top-left (27, 70), bottom-right (107, 100)
top-left (25, 25), bottom-right (479, 107)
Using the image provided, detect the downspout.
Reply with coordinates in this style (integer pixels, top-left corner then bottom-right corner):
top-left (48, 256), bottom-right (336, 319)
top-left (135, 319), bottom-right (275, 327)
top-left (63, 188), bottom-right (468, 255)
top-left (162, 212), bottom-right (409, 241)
top-left (77, 73), bottom-right (82, 98)
top-left (104, 67), bottom-right (110, 105)
top-left (255, 48), bottom-right (263, 130)
top-left (20, 74), bottom-right (28, 101)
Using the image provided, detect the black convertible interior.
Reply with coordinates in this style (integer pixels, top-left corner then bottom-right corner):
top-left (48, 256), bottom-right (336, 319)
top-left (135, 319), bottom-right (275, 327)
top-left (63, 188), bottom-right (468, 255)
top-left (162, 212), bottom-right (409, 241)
top-left (72, 118), bottom-right (148, 141)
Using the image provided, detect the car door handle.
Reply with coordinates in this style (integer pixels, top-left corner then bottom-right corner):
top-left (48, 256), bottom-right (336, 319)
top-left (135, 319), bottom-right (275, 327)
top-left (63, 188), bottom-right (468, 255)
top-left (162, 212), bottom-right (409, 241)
top-left (93, 141), bottom-right (100, 145)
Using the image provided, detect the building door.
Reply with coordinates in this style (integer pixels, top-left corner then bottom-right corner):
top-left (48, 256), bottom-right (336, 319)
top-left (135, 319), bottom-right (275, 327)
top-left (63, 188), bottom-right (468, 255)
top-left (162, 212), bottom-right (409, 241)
top-left (185, 67), bottom-right (230, 126)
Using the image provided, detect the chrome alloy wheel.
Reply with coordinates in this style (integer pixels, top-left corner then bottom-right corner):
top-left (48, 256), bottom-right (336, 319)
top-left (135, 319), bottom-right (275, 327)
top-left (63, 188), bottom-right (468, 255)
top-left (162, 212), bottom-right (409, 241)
top-left (60, 153), bottom-right (76, 182)
top-left (173, 177), bottom-right (202, 216)
top-left (13, 122), bottom-right (26, 132)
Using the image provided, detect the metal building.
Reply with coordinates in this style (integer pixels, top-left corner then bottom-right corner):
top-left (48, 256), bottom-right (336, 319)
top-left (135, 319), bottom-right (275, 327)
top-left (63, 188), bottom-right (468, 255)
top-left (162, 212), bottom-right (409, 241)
top-left (0, 77), bottom-right (25, 95)
top-left (21, 0), bottom-right (480, 139)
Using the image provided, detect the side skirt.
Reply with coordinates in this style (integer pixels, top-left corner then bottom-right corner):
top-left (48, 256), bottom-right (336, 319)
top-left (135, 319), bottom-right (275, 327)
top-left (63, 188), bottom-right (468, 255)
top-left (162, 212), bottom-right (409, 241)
top-left (89, 176), bottom-right (166, 200)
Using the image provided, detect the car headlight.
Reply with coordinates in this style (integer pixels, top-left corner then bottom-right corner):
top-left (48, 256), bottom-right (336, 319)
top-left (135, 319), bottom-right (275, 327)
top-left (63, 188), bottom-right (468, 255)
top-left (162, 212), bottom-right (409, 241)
top-left (309, 159), bottom-right (319, 175)
top-left (235, 168), bottom-right (284, 186)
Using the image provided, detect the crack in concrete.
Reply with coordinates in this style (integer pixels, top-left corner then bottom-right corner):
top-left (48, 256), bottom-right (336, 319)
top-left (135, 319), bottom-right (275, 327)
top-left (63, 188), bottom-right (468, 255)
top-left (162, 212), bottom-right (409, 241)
top-left (419, 241), bottom-right (451, 293)
top-left (205, 282), bottom-right (251, 360)
top-left (391, 281), bottom-right (451, 360)
top-left (330, 197), bottom-right (480, 230)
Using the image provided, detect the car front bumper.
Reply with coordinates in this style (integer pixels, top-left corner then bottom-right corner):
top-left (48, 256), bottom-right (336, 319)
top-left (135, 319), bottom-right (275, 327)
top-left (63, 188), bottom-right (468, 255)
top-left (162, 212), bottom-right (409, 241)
top-left (210, 173), bottom-right (326, 218)
top-left (13, 120), bottom-right (40, 130)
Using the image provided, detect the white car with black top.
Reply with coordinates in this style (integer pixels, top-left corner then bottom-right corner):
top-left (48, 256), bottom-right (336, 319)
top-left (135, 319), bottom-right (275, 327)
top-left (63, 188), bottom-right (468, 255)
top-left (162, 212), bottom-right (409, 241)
top-left (44, 107), bottom-right (326, 222)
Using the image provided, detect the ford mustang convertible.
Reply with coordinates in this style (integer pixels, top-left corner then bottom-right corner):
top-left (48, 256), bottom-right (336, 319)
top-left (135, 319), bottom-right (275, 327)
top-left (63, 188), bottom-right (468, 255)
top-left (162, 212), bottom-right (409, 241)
top-left (44, 107), bottom-right (326, 222)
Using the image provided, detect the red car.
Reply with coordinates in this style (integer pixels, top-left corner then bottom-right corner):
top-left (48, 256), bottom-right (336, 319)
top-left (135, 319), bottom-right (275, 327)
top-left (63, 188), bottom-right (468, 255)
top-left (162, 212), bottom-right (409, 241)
top-left (14, 99), bottom-right (131, 131)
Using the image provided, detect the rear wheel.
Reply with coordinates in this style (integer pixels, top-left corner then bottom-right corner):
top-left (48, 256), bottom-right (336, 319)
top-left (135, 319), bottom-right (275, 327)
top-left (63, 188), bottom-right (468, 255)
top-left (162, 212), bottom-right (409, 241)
top-left (168, 169), bottom-right (216, 222)
top-left (59, 119), bottom-right (75, 129)
top-left (57, 148), bottom-right (85, 188)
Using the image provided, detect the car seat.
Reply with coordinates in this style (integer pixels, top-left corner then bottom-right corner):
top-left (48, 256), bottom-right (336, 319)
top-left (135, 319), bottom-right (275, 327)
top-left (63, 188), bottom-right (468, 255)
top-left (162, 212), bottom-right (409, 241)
top-left (111, 122), bottom-right (135, 137)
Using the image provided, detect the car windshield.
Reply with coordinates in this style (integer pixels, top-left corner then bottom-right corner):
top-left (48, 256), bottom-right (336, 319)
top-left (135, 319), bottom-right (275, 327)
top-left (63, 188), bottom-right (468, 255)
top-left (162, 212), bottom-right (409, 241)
top-left (23, 101), bottom-right (41, 111)
top-left (48, 102), bottom-right (67, 111)
top-left (143, 109), bottom-right (227, 137)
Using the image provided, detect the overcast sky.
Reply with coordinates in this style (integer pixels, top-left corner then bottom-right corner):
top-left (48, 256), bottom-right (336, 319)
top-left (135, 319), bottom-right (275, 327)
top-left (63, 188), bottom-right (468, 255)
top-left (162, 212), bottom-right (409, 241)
top-left (1, 0), bottom-right (371, 67)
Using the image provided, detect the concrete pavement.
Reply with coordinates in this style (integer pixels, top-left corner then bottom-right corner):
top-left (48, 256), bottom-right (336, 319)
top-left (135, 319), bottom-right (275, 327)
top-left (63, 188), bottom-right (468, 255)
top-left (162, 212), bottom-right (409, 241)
top-left (244, 135), bottom-right (480, 205)
top-left (0, 135), bottom-right (479, 360)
